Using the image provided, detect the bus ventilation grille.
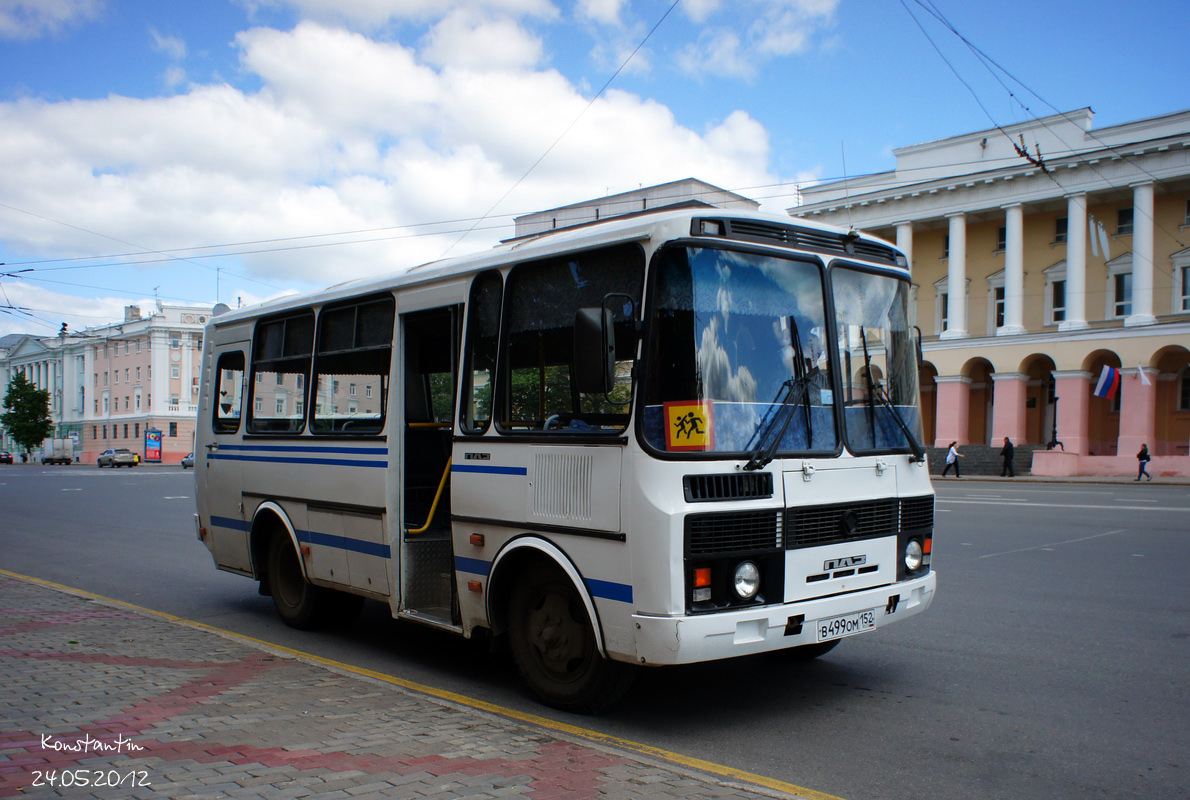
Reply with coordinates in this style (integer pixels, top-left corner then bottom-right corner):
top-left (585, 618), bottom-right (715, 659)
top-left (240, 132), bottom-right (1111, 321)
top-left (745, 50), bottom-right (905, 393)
top-left (786, 499), bottom-right (900, 550)
top-left (722, 219), bottom-right (902, 266)
top-left (685, 510), bottom-right (782, 555)
top-left (684, 472), bottom-right (774, 502)
top-left (900, 494), bottom-right (935, 531)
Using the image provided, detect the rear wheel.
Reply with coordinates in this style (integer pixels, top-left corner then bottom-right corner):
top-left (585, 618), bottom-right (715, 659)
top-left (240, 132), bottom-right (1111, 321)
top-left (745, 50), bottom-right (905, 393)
top-left (507, 563), bottom-right (634, 713)
top-left (267, 532), bottom-right (332, 629)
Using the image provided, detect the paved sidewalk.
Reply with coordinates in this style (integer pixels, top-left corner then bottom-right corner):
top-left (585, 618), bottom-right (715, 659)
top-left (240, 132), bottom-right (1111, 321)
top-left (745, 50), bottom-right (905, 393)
top-left (0, 574), bottom-right (810, 800)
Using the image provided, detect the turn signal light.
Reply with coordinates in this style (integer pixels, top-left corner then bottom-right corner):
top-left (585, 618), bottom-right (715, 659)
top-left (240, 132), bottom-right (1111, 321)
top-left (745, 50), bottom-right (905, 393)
top-left (467, 581), bottom-right (482, 593)
top-left (693, 567), bottom-right (712, 588)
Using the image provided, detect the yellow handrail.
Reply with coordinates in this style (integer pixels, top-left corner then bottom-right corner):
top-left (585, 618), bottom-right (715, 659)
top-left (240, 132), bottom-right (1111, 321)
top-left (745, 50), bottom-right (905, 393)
top-left (406, 459), bottom-right (451, 535)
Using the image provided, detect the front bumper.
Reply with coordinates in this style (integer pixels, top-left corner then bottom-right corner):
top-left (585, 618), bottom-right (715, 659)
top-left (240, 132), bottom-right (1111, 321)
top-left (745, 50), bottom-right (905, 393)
top-left (630, 571), bottom-right (935, 665)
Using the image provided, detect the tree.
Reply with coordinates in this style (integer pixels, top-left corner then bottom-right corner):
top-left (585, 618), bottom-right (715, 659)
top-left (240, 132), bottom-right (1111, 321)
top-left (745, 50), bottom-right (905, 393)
top-left (1, 373), bottom-right (53, 455)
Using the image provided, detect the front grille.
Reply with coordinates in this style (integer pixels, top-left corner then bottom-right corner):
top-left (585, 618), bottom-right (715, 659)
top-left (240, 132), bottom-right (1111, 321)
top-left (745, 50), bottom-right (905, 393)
top-left (901, 495), bottom-right (934, 530)
top-left (786, 499), bottom-right (899, 549)
top-left (686, 510), bottom-right (781, 555)
top-left (684, 472), bottom-right (773, 502)
top-left (709, 218), bottom-right (902, 266)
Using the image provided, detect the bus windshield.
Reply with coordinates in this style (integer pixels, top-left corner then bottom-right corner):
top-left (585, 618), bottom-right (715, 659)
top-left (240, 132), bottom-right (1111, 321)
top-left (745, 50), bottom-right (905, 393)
top-left (642, 246), bottom-right (837, 455)
top-left (832, 265), bottom-right (923, 454)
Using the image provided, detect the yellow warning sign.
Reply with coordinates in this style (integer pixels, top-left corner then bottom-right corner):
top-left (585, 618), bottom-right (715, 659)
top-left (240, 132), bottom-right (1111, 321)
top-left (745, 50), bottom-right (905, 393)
top-left (664, 401), bottom-right (714, 451)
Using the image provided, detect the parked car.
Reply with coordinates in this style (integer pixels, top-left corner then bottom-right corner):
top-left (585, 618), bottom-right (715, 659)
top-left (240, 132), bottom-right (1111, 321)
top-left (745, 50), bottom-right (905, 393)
top-left (97, 448), bottom-right (138, 468)
top-left (181, 452), bottom-right (194, 469)
top-left (0, 451), bottom-right (12, 464)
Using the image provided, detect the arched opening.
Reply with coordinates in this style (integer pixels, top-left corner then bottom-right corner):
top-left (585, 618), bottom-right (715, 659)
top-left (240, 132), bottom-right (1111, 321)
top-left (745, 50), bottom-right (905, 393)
top-left (1083, 350), bottom-right (1122, 455)
top-left (961, 358), bottom-right (995, 445)
top-left (1153, 345), bottom-right (1190, 455)
top-left (1019, 353), bottom-right (1057, 445)
top-left (919, 361), bottom-right (939, 447)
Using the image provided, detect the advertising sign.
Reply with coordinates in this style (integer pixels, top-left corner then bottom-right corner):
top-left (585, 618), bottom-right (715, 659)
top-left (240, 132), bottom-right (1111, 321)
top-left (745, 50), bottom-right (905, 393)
top-left (144, 429), bottom-right (163, 462)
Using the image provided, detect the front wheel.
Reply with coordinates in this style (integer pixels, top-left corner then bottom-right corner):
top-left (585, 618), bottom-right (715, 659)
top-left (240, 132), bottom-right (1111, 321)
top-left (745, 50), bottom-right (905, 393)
top-left (507, 564), bottom-right (635, 713)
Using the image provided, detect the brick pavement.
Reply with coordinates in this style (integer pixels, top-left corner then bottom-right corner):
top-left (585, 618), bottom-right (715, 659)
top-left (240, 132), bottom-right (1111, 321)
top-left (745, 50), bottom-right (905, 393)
top-left (0, 575), bottom-right (813, 800)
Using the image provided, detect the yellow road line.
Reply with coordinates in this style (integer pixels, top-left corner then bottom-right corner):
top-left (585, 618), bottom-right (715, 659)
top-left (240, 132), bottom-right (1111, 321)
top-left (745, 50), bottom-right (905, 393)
top-left (1, 568), bottom-right (846, 800)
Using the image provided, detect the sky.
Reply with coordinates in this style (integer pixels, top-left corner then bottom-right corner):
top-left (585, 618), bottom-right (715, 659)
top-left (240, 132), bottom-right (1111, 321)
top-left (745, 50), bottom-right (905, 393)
top-left (0, 0), bottom-right (1185, 338)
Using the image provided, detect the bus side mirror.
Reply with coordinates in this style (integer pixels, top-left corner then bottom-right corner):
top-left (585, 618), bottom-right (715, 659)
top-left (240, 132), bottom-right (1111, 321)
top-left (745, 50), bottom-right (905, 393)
top-left (574, 307), bottom-right (614, 394)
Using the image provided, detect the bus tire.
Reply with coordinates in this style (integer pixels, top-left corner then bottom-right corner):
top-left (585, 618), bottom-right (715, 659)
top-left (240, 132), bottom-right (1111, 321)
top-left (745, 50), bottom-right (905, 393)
top-left (507, 563), bottom-right (634, 714)
top-left (267, 532), bottom-right (332, 630)
top-left (784, 639), bottom-right (841, 660)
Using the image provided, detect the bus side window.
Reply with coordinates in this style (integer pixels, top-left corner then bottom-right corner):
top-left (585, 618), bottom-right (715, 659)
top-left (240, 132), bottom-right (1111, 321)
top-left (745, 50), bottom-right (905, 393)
top-left (499, 246), bottom-right (642, 433)
top-left (312, 295), bottom-right (395, 434)
top-left (213, 351), bottom-right (245, 434)
top-left (460, 271), bottom-right (502, 433)
top-left (248, 311), bottom-right (314, 434)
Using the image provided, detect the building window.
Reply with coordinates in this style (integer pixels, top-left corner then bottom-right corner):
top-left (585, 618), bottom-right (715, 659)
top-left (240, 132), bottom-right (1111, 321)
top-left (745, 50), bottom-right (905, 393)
top-left (276, 398), bottom-right (285, 414)
top-left (986, 270), bottom-right (1005, 334)
top-left (1173, 249), bottom-right (1190, 313)
top-left (1179, 368), bottom-right (1190, 411)
top-left (1105, 254), bottom-right (1133, 319)
top-left (171, 365), bottom-right (180, 379)
top-left (134, 423), bottom-right (139, 437)
top-left (943, 235), bottom-right (949, 259)
top-left (136, 366), bottom-right (141, 381)
top-left (1113, 272), bottom-right (1132, 317)
top-left (123, 424), bottom-right (128, 438)
top-left (1117, 208), bottom-right (1133, 236)
top-left (1054, 217), bottom-right (1068, 244)
top-left (169, 422), bottom-right (177, 437)
top-left (995, 226), bottom-right (1006, 253)
top-left (102, 425), bottom-right (107, 439)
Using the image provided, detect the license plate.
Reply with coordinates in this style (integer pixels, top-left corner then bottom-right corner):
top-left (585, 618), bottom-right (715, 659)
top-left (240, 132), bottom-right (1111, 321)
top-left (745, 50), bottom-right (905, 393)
top-left (816, 609), bottom-right (877, 642)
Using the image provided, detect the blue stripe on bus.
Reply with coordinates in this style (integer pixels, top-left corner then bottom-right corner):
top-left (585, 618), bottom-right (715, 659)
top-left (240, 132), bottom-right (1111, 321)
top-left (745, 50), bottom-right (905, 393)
top-left (208, 453), bottom-right (388, 468)
top-left (210, 515), bottom-right (251, 532)
top-left (451, 464), bottom-right (528, 476)
top-left (217, 444), bottom-right (387, 455)
top-left (585, 577), bottom-right (633, 604)
top-left (454, 555), bottom-right (492, 576)
top-left (453, 556), bottom-right (632, 604)
top-left (298, 529), bottom-right (391, 558)
top-left (209, 515), bottom-right (389, 558)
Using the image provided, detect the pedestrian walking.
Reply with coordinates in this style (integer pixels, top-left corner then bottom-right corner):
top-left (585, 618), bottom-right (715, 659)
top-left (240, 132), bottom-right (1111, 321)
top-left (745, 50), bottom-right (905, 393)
top-left (1136, 443), bottom-right (1153, 481)
top-left (941, 441), bottom-right (963, 477)
top-left (1000, 436), bottom-right (1015, 477)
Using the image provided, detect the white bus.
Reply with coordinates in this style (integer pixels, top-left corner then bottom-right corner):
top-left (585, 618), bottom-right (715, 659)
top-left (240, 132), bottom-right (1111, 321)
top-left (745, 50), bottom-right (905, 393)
top-left (194, 205), bottom-right (936, 712)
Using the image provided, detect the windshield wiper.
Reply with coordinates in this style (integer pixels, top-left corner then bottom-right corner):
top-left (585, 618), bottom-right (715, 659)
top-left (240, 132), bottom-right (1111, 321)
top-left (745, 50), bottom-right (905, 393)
top-left (858, 326), bottom-right (925, 463)
top-left (743, 367), bottom-right (820, 471)
top-left (873, 384), bottom-right (926, 462)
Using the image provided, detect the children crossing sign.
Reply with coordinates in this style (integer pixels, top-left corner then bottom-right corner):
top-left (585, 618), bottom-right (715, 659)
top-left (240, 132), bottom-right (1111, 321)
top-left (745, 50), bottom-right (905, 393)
top-left (664, 401), bottom-right (714, 451)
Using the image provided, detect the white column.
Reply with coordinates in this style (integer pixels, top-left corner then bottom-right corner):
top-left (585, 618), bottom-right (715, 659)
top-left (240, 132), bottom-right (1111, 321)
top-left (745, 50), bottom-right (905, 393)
top-left (1061, 193), bottom-right (1089, 331)
top-left (941, 213), bottom-right (968, 339)
top-left (896, 222), bottom-right (914, 272)
top-left (1126, 181), bottom-right (1157, 327)
top-left (999, 203), bottom-right (1026, 335)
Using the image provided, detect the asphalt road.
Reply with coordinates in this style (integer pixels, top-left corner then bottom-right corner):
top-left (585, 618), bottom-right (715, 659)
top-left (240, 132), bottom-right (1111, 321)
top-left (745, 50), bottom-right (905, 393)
top-left (1, 463), bottom-right (1186, 800)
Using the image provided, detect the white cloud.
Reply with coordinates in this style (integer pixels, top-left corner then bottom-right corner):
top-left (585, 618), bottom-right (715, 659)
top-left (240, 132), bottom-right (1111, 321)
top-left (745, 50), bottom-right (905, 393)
top-left (254, 0), bottom-right (558, 30)
top-left (0, 0), bottom-right (102, 39)
top-left (150, 28), bottom-right (186, 60)
top-left (0, 11), bottom-right (785, 326)
top-left (576, 0), bottom-right (625, 26)
top-left (677, 0), bottom-right (839, 79)
top-left (421, 10), bottom-right (545, 70)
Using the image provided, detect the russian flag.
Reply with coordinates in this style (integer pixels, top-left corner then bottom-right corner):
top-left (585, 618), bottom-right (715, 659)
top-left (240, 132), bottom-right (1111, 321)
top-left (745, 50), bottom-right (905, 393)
top-left (1093, 365), bottom-right (1120, 399)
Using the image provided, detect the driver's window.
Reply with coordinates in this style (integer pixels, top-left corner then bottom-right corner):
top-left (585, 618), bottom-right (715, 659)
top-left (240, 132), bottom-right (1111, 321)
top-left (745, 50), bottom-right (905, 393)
top-left (499, 245), bottom-right (642, 433)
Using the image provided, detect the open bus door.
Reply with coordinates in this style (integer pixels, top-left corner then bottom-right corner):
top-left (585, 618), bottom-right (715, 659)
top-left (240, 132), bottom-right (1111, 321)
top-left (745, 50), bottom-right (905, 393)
top-left (399, 305), bottom-right (461, 626)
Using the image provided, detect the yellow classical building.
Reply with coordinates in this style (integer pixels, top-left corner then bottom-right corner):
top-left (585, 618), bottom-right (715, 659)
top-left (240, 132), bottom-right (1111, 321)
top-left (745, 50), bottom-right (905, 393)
top-left (795, 108), bottom-right (1190, 477)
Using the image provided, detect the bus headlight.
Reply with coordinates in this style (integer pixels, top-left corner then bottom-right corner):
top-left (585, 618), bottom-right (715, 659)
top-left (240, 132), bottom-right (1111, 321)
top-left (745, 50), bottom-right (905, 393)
top-left (904, 539), bottom-right (924, 572)
top-left (732, 561), bottom-right (761, 600)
